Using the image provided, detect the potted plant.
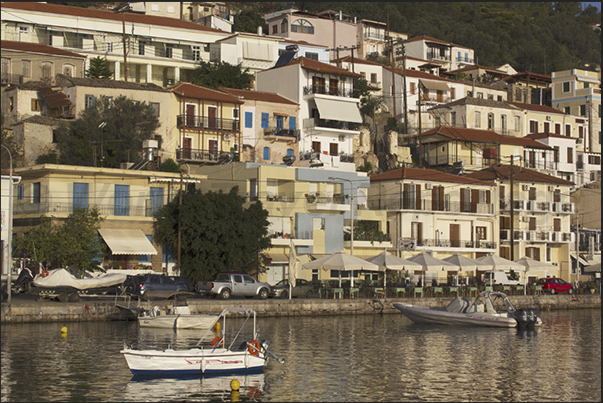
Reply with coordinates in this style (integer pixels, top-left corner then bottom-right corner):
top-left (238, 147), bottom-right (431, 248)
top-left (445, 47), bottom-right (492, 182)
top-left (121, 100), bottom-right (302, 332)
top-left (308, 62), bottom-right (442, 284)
top-left (306, 194), bottom-right (316, 203)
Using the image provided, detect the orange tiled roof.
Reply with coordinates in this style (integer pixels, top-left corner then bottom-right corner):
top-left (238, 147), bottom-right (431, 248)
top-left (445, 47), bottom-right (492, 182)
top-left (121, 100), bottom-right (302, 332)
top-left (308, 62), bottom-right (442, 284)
top-left (1, 40), bottom-right (86, 59)
top-left (464, 165), bottom-right (574, 185)
top-left (369, 166), bottom-right (493, 185)
top-left (1, 2), bottom-right (226, 34)
top-left (272, 56), bottom-right (362, 78)
top-left (170, 82), bottom-right (243, 104)
top-left (384, 66), bottom-right (459, 83)
top-left (506, 101), bottom-right (566, 114)
top-left (218, 87), bottom-right (298, 105)
top-left (526, 132), bottom-right (578, 141)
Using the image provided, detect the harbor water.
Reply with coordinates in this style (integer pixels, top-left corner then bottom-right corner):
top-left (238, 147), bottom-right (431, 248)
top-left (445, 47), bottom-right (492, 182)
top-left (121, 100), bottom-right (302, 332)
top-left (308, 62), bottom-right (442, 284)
top-left (1, 308), bottom-right (600, 402)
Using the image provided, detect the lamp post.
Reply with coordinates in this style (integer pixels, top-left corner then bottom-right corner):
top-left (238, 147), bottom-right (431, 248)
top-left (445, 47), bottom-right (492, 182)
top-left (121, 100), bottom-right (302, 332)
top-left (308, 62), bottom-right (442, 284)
top-left (1, 144), bottom-right (13, 304)
top-left (329, 176), bottom-right (355, 286)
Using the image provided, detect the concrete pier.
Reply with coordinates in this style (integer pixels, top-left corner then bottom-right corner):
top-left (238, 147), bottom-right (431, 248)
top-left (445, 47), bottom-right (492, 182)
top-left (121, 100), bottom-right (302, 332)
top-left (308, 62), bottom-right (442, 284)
top-left (1, 294), bottom-right (600, 324)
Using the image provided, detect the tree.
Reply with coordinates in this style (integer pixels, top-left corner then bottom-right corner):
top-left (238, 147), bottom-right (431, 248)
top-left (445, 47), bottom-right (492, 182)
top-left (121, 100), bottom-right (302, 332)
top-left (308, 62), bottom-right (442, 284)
top-left (232, 7), bottom-right (268, 34)
top-left (1, 130), bottom-right (25, 169)
top-left (14, 207), bottom-right (105, 275)
top-left (154, 187), bottom-right (271, 282)
top-left (191, 61), bottom-right (254, 90)
top-left (56, 95), bottom-right (160, 168)
top-left (86, 56), bottom-right (114, 79)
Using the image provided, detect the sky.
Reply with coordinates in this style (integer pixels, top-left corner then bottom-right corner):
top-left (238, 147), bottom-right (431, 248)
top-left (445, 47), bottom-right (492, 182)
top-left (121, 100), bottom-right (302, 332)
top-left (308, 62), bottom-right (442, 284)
top-left (582, 2), bottom-right (601, 11)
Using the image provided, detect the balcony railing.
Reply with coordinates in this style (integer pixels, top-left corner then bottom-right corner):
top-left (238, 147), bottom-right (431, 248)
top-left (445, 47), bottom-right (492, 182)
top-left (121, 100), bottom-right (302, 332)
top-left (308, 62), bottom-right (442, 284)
top-left (14, 202), bottom-right (160, 218)
top-left (368, 198), bottom-right (494, 214)
top-left (426, 50), bottom-right (451, 62)
top-left (176, 115), bottom-right (240, 131)
top-left (303, 85), bottom-right (359, 98)
top-left (399, 237), bottom-right (496, 251)
top-left (264, 127), bottom-right (299, 140)
top-left (306, 117), bottom-right (360, 132)
top-left (1, 73), bottom-right (25, 85)
top-left (299, 151), bottom-right (355, 163)
top-left (176, 147), bottom-right (234, 163)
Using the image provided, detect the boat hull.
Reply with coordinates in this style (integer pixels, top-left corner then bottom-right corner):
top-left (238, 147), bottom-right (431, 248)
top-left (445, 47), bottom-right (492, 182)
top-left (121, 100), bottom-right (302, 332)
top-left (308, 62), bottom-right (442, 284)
top-left (138, 314), bottom-right (217, 330)
top-left (121, 347), bottom-right (266, 376)
top-left (393, 303), bottom-right (518, 328)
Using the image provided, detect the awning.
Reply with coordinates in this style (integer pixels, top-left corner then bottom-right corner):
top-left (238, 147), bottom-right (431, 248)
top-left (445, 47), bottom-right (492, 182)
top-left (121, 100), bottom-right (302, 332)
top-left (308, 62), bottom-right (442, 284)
top-left (98, 229), bottom-right (157, 255)
top-left (267, 253), bottom-right (289, 264)
top-left (314, 98), bottom-right (363, 123)
top-left (420, 80), bottom-right (451, 92)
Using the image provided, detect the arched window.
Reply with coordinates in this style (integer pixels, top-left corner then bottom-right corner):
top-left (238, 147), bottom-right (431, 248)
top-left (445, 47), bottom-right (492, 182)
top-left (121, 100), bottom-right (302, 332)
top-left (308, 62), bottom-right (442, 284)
top-left (501, 114), bottom-right (507, 134)
top-left (280, 19), bottom-right (288, 33)
top-left (487, 113), bottom-right (494, 131)
top-left (291, 19), bottom-right (314, 34)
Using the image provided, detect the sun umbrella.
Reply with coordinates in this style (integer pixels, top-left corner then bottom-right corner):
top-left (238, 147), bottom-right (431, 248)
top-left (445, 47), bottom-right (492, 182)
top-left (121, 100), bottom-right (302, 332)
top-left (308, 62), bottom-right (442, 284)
top-left (365, 251), bottom-right (422, 289)
top-left (302, 250), bottom-right (379, 287)
top-left (407, 252), bottom-right (460, 286)
top-left (476, 254), bottom-right (524, 271)
top-left (514, 256), bottom-right (559, 295)
top-left (583, 262), bottom-right (601, 273)
top-left (443, 253), bottom-right (493, 285)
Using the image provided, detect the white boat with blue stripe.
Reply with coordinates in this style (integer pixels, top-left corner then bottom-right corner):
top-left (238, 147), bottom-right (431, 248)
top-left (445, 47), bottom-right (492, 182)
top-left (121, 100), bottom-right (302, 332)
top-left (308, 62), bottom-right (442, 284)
top-left (121, 307), bottom-right (284, 376)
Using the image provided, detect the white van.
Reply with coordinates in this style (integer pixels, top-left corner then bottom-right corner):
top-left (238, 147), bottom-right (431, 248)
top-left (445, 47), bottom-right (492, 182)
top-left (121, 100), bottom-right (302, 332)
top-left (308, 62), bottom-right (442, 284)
top-left (483, 271), bottom-right (521, 286)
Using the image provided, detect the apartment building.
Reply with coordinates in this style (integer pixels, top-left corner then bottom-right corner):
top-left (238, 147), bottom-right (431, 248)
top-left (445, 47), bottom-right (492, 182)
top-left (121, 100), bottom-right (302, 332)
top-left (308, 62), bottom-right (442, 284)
top-left (1, 40), bottom-right (86, 86)
top-left (12, 164), bottom-right (206, 273)
top-left (1, 2), bottom-right (230, 86)
top-left (465, 165), bottom-right (574, 283)
top-left (496, 71), bottom-right (552, 106)
top-left (404, 35), bottom-right (476, 74)
top-left (256, 56), bottom-right (363, 171)
top-left (210, 32), bottom-right (281, 77)
top-left (367, 167), bottom-right (497, 284)
top-left (193, 162), bottom-right (389, 284)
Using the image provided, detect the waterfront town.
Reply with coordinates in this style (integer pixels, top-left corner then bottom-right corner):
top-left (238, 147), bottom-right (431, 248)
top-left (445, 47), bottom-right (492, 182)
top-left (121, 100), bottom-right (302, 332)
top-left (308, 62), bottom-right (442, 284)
top-left (1, 2), bottom-right (601, 308)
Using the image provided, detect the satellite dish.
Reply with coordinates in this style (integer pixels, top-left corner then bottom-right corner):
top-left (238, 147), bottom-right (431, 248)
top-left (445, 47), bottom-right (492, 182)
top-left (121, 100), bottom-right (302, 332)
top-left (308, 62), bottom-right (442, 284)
top-left (282, 155), bottom-right (296, 166)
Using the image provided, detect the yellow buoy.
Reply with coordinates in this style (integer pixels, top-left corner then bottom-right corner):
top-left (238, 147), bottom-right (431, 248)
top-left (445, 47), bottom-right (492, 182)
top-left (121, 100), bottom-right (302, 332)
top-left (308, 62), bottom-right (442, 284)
top-left (60, 326), bottom-right (68, 334)
top-left (230, 377), bottom-right (240, 391)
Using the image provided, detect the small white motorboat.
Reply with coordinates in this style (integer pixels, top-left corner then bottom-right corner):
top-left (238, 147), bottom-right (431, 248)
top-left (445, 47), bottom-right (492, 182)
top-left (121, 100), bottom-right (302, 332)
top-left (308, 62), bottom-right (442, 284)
top-left (138, 304), bottom-right (219, 330)
top-left (393, 291), bottom-right (542, 328)
top-left (121, 307), bottom-right (284, 376)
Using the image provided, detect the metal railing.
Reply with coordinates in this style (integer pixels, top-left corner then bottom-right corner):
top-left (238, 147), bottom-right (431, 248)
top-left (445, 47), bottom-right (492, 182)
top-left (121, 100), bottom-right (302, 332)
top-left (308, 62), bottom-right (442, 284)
top-left (303, 85), bottom-right (359, 98)
top-left (176, 115), bottom-right (240, 131)
top-left (399, 237), bottom-right (496, 250)
top-left (264, 127), bottom-right (299, 139)
top-left (369, 198), bottom-right (494, 214)
top-left (14, 202), bottom-right (160, 218)
top-left (176, 147), bottom-right (234, 162)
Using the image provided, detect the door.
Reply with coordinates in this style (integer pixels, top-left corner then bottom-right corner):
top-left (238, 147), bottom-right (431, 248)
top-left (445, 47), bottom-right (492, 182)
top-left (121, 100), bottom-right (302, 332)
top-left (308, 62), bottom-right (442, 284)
top-left (208, 139), bottom-right (218, 160)
top-left (186, 104), bottom-right (196, 127)
top-left (208, 106), bottom-right (217, 129)
top-left (450, 224), bottom-right (460, 247)
top-left (183, 137), bottom-right (192, 159)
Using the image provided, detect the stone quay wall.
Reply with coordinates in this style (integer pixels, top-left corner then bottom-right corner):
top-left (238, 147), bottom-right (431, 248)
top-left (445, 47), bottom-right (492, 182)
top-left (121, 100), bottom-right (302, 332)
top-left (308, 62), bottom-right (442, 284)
top-left (1, 294), bottom-right (600, 324)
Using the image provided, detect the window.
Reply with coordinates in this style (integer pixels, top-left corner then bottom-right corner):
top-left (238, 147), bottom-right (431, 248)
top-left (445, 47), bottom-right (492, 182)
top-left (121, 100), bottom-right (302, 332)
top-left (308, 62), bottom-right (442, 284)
top-left (280, 19), bottom-right (288, 33)
top-left (543, 121), bottom-right (550, 133)
top-left (497, 95), bottom-right (503, 101)
top-left (567, 148), bottom-right (573, 164)
top-left (562, 82), bottom-right (570, 92)
top-left (580, 104), bottom-right (586, 116)
top-left (62, 64), bottom-right (74, 77)
top-left (106, 42), bottom-right (113, 53)
top-left (150, 102), bottom-right (160, 117)
top-left (263, 147), bottom-right (270, 160)
top-left (291, 19), bottom-right (314, 34)
top-left (451, 112), bottom-right (456, 126)
top-left (138, 41), bottom-right (146, 56)
top-left (588, 155), bottom-right (601, 165)
top-left (555, 123), bottom-right (561, 134)
top-left (487, 113), bottom-right (494, 130)
top-left (31, 98), bottom-right (40, 111)
top-left (114, 185), bottom-right (129, 216)
top-left (22, 60), bottom-right (31, 78)
top-left (165, 44), bottom-right (173, 58)
top-left (33, 182), bottom-right (41, 204)
top-left (41, 62), bottom-right (53, 79)
top-left (564, 106), bottom-right (570, 114)
top-left (476, 226), bottom-right (487, 240)
top-left (501, 114), bottom-right (507, 133)
top-left (73, 183), bottom-right (89, 211)
top-left (17, 184), bottom-right (24, 200)
top-left (85, 95), bottom-right (96, 109)
top-left (554, 146), bottom-right (559, 163)
top-left (305, 52), bottom-right (318, 61)
top-left (410, 82), bottom-right (416, 95)
top-left (150, 187), bottom-right (163, 217)
top-left (477, 92), bottom-right (483, 99)
top-left (139, 235), bottom-right (153, 264)
top-left (529, 120), bottom-right (538, 134)
top-left (487, 94), bottom-right (494, 100)
top-left (261, 112), bottom-right (269, 128)
top-left (514, 116), bottom-right (521, 132)
top-left (272, 24), bottom-right (278, 35)
top-left (52, 129), bottom-right (59, 143)
top-left (370, 73), bottom-right (378, 84)
top-left (565, 124), bottom-right (571, 137)
top-left (192, 45), bottom-right (201, 61)
top-left (474, 111), bottom-right (481, 127)
top-left (245, 111), bottom-right (253, 128)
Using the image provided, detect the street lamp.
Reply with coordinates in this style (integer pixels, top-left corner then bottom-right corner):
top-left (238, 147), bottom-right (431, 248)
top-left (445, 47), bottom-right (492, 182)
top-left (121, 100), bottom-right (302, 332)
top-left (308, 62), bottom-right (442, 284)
top-left (1, 144), bottom-right (14, 304)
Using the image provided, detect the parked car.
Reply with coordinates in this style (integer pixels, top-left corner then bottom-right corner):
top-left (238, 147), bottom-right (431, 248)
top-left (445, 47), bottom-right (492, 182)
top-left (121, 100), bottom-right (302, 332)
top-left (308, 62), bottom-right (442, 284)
top-left (536, 277), bottom-right (574, 294)
top-left (126, 274), bottom-right (192, 300)
top-left (196, 272), bottom-right (271, 300)
top-left (270, 279), bottom-right (314, 299)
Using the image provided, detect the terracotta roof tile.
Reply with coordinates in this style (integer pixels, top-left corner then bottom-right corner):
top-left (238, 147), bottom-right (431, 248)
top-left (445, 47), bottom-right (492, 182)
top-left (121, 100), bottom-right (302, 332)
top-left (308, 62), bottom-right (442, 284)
top-left (271, 56), bottom-right (362, 78)
top-left (525, 132), bottom-right (577, 141)
top-left (217, 88), bottom-right (297, 105)
top-left (170, 82), bottom-right (243, 104)
top-left (39, 87), bottom-right (72, 109)
top-left (1, 40), bottom-right (86, 59)
top-left (370, 166), bottom-right (493, 185)
top-left (433, 96), bottom-right (520, 110)
top-left (1, 2), bottom-right (226, 34)
top-left (464, 165), bottom-right (574, 185)
top-left (506, 101), bottom-right (565, 114)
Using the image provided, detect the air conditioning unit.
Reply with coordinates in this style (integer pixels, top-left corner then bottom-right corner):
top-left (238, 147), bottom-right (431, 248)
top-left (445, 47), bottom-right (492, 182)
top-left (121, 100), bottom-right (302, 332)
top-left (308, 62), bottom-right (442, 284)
top-left (425, 183), bottom-right (433, 190)
top-left (223, 134), bottom-right (231, 141)
top-left (522, 216), bottom-right (530, 222)
top-left (522, 185), bottom-right (530, 191)
top-left (576, 138), bottom-right (583, 144)
top-left (545, 115), bottom-right (552, 121)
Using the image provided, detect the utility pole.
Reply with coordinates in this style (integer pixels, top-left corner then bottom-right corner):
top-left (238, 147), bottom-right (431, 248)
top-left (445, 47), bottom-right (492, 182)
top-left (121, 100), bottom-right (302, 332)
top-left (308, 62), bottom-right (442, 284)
top-left (509, 156), bottom-right (515, 261)
top-left (177, 169), bottom-right (183, 277)
top-left (390, 37), bottom-right (396, 120)
top-left (400, 40), bottom-right (408, 134)
top-left (114, 3), bottom-right (131, 82)
top-left (418, 83), bottom-right (423, 168)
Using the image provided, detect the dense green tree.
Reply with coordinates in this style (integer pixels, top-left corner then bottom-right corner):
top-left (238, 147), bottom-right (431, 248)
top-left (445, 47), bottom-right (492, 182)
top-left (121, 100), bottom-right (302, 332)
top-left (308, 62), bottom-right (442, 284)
top-left (86, 56), bottom-right (114, 79)
top-left (14, 207), bottom-right (105, 275)
top-left (191, 61), bottom-right (254, 90)
top-left (232, 8), bottom-right (268, 34)
top-left (1, 130), bottom-right (25, 169)
top-left (154, 187), bottom-right (271, 282)
top-left (55, 95), bottom-right (160, 168)
top-left (159, 158), bottom-right (182, 173)
top-left (36, 150), bottom-right (59, 164)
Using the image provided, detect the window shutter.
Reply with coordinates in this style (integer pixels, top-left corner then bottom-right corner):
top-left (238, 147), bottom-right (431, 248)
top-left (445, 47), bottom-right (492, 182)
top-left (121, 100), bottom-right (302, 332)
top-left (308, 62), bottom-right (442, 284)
top-left (261, 112), bottom-right (269, 129)
top-left (289, 116), bottom-right (296, 130)
top-left (245, 112), bottom-right (253, 128)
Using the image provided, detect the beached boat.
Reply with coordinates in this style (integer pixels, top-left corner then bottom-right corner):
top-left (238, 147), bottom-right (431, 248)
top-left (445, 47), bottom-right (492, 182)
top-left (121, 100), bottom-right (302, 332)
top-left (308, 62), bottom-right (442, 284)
top-left (393, 291), bottom-right (541, 328)
top-left (138, 304), bottom-right (219, 330)
top-left (121, 307), bottom-right (284, 376)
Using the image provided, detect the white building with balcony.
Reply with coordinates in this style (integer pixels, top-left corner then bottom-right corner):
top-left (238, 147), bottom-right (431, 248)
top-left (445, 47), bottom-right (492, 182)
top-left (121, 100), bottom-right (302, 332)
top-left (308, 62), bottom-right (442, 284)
top-left (256, 56), bottom-right (363, 172)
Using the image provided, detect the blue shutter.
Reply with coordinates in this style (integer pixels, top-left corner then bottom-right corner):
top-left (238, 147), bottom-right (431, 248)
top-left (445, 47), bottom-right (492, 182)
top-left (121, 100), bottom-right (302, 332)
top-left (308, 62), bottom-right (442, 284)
top-left (139, 235), bottom-right (153, 264)
top-left (287, 149), bottom-right (293, 156)
top-left (73, 183), bottom-right (89, 212)
top-left (261, 112), bottom-right (269, 128)
top-left (245, 111), bottom-right (253, 128)
top-left (150, 187), bottom-right (163, 216)
top-left (289, 117), bottom-right (296, 130)
top-left (114, 185), bottom-right (129, 216)
top-left (263, 147), bottom-right (270, 160)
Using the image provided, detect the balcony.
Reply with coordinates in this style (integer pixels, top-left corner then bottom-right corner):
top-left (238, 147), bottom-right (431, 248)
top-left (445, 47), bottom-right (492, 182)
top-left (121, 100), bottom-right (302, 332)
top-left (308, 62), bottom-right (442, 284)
top-left (176, 115), bottom-right (240, 131)
top-left (268, 231), bottom-right (313, 247)
top-left (305, 194), bottom-right (350, 211)
top-left (14, 202), bottom-right (159, 218)
top-left (1, 73), bottom-right (24, 85)
top-left (369, 198), bottom-right (494, 214)
top-left (264, 127), bottom-right (299, 142)
top-left (399, 237), bottom-right (496, 251)
top-left (265, 194), bottom-right (294, 203)
top-left (305, 117), bottom-right (360, 132)
top-left (426, 50), bottom-right (451, 62)
top-left (303, 85), bottom-right (358, 98)
top-left (176, 147), bottom-right (235, 163)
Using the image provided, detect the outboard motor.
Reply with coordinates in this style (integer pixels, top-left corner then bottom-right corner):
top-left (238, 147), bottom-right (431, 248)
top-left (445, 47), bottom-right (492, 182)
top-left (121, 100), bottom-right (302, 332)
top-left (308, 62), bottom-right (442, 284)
top-left (12, 268), bottom-right (34, 294)
top-left (514, 308), bottom-right (538, 329)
